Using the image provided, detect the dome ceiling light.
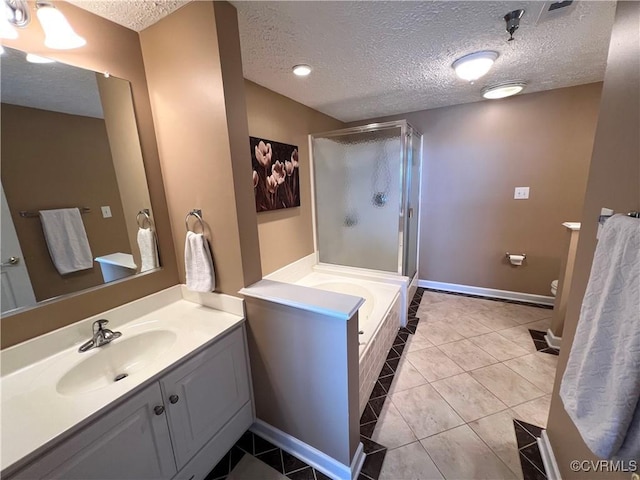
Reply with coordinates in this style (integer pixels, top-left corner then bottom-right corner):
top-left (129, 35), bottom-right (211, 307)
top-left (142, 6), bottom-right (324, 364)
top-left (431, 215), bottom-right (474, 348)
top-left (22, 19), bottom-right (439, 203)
top-left (452, 51), bottom-right (499, 82)
top-left (482, 82), bottom-right (527, 99)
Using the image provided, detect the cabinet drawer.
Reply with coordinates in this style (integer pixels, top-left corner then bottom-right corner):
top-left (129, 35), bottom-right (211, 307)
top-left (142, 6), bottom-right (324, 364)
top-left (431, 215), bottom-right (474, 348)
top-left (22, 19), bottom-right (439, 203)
top-left (161, 326), bottom-right (251, 469)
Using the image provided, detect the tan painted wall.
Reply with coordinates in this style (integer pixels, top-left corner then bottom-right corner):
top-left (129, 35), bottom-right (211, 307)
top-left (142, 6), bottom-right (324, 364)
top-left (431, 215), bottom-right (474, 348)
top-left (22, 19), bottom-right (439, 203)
top-left (96, 74), bottom-right (152, 271)
top-left (351, 84), bottom-right (602, 296)
top-left (244, 80), bottom-right (345, 275)
top-left (1, 104), bottom-right (130, 301)
top-left (547, 2), bottom-right (640, 478)
top-left (140, 1), bottom-right (261, 296)
top-left (0, 1), bottom-right (178, 348)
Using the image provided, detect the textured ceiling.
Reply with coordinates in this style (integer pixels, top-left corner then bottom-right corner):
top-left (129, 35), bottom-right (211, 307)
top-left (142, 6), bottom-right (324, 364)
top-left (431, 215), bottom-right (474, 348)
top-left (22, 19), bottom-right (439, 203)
top-left (67, 0), bottom-right (189, 32)
top-left (66, 0), bottom-right (616, 123)
top-left (1, 46), bottom-right (104, 118)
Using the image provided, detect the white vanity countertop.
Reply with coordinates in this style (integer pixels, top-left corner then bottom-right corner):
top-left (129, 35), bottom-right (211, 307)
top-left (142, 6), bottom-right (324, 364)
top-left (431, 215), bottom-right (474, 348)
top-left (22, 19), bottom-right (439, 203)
top-left (0, 291), bottom-right (244, 474)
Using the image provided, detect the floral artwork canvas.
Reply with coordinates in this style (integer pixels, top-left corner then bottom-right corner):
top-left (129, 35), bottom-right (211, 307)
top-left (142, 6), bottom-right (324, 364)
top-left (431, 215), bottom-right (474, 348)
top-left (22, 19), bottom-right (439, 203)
top-left (250, 136), bottom-right (300, 212)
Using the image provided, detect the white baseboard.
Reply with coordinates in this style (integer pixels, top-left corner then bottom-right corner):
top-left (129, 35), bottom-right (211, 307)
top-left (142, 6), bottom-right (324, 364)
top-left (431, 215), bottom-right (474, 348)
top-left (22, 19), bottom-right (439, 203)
top-left (538, 431), bottom-right (562, 480)
top-left (250, 419), bottom-right (365, 480)
top-left (545, 329), bottom-right (562, 349)
top-left (417, 280), bottom-right (555, 306)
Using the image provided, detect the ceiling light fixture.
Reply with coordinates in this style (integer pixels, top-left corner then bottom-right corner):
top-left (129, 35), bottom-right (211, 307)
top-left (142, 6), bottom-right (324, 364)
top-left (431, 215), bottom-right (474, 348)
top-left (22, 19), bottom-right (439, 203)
top-left (452, 51), bottom-right (498, 82)
top-left (292, 64), bottom-right (312, 77)
top-left (482, 82), bottom-right (527, 99)
top-left (26, 52), bottom-right (55, 63)
top-left (36, 2), bottom-right (86, 49)
top-left (1, 0), bottom-right (27, 38)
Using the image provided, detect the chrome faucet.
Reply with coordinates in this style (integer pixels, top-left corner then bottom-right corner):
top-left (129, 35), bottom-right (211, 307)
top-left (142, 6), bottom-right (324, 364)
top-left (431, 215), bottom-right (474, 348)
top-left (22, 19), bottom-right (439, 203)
top-left (78, 319), bottom-right (122, 353)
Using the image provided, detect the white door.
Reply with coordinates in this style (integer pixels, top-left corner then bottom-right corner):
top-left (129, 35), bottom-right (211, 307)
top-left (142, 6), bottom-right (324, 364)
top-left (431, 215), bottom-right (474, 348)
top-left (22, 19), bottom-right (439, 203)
top-left (1, 183), bottom-right (36, 313)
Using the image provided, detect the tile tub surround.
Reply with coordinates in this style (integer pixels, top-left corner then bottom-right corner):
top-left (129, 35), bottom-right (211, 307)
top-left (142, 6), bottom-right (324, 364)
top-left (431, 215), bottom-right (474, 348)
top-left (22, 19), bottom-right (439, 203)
top-left (0, 286), bottom-right (246, 475)
top-left (368, 288), bottom-right (558, 480)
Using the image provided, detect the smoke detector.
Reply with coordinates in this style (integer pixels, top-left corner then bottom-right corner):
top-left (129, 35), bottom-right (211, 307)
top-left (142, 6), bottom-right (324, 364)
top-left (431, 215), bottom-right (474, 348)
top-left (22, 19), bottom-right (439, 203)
top-left (536, 1), bottom-right (578, 25)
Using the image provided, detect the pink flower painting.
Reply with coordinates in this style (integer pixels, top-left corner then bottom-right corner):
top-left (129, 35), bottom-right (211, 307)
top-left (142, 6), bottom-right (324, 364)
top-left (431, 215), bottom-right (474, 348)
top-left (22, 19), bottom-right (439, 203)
top-left (250, 137), bottom-right (300, 212)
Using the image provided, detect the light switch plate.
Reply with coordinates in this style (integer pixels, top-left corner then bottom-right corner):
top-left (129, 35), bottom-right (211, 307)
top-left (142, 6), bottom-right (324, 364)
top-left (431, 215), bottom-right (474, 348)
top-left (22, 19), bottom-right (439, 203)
top-left (101, 206), bottom-right (112, 218)
top-left (514, 187), bottom-right (530, 199)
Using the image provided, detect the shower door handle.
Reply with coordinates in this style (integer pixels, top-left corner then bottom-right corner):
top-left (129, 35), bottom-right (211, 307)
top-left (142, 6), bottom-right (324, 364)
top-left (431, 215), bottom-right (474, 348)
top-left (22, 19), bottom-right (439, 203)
top-left (408, 208), bottom-right (413, 218)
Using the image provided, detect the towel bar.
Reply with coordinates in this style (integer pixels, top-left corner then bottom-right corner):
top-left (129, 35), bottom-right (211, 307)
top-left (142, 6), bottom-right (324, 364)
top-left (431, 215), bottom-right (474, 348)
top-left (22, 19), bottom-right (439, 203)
top-left (20, 207), bottom-right (91, 218)
top-left (185, 209), bottom-right (205, 233)
top-left (136, 209), bottom-right (151, 228)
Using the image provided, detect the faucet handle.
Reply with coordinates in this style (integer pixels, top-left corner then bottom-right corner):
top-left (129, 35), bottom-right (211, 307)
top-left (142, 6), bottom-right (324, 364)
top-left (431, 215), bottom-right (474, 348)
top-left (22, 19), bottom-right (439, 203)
top-left (93, 319), bottom-right (109, 333)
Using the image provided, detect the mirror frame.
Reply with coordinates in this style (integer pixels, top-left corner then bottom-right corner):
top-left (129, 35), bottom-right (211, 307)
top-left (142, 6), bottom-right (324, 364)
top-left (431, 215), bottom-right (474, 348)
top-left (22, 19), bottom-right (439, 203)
top-left (0, 1), bottom-right (178, 348)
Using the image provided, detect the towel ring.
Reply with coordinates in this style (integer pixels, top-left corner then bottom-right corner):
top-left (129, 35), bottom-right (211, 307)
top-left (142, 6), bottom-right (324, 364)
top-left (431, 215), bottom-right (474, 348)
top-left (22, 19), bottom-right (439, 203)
top-left (185, 209), bottom-right (205, 233)
top-left (136, 209), bottom-right (151, 228)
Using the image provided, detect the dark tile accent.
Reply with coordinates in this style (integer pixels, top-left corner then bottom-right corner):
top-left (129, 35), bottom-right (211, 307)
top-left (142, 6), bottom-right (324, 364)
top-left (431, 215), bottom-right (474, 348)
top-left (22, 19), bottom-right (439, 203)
top-left (393, 342), bottom-right (405, 356)
top-left (397, 331), bottom-right (410, 343)
top-left (360, 436), bottom-right (386, 455)
top-left (287, 466), bottom-right (315, 480)
top-left (518, 420), bottom-right (543, 438)
top-left (519, 453), bottom-right (548, 480)
top-left (521, 443), bottom-right (546, 473)
top-left (315, 471), bottom-right (332, 480)
top-left (360, 421), bottom-right (376, 438)
top-left (529, 330), bottom-right (561, 356)
top-left (378, 362), bottom-right (394, 377)
top-left (256, 448), bottom-right (284, 473)
top-left (368, 397), bottom-right (386, 418)
top-left (378, 375), bottom-right (393, 393)
top-left (358, 474), bottom-right (375, 480)
top-left (229, 446), bottom-right (245, 473)
top-left (204, 450), bottom-right (231, 480)
top-left (404, 324), bottom-right (417, 334)
top-left (541, 347), bottom-right (559, 356)
top-left (360, 403), bottom-right (377, 425)
top-left (282, 451), bottom-right (309, 475)
top-left (253, 435), bottom-right (279, 455)
top-left (529, 330), bottom-right (546, 341)
top-left (386, 358), bottom-right (400, 372)
top-left (386, 348), bottom-right (400, 361)
top-left (399, 327), bottom-right (413, 335)
top-left (369, 381), bottom-right (387, 399)
top-left (533, 340), bottom-right (549, 351)
top-left (236, 430), bottom-right (254, 454)
top-left (360, 449), bottom-right (387, 480)
top-left (513, 421), bottom-right (537, 448)
top-left (421, 287), bottom-right (553, 309)
top-left (407, 318), bottom-right (419, 328)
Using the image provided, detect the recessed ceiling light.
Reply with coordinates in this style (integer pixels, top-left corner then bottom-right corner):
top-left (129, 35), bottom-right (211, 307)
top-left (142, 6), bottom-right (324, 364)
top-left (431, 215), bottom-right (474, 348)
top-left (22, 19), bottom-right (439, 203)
top-left (26, 53), bottom-right (56, 64)
top-left (482, 82), bottom-right (527, 99)
top-left (452, 51), bottom-right (499, 82)
top-left (292, 64), bottom-right (312, 76)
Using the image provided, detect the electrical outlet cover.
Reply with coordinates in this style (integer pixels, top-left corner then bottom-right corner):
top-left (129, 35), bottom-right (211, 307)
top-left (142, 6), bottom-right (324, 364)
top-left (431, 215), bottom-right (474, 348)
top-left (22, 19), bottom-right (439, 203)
top-left (514, 187), bottom-right (530, 199)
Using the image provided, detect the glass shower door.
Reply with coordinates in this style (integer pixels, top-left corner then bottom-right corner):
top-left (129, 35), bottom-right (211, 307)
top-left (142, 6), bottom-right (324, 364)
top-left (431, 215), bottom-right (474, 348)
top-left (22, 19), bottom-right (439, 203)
top-left (404, 129), bottom-right (422, 278)
top-left (312, 125), bottom-right (403, 273)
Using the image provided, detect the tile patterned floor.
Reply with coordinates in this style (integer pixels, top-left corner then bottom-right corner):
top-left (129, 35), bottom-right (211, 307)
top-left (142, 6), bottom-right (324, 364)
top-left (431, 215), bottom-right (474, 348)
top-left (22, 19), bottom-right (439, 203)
top-left (207, 288), bottom-right (557, 480)
top-left (370, 288), bottom-right (557, 480)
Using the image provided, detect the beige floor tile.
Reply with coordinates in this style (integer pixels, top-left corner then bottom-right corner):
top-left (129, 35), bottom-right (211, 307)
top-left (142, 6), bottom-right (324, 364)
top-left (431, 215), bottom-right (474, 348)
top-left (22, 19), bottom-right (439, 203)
top-left (420, 291), bottom-right (451, 305)
top-left (421, 425), bottom-right (517, 480)
top-left (416, 321), bottom-right (464, 345)
top-left (470, 363), bottom-right (545, 406)
top-left (521, 318), bottom-right (553, 331)
top-left (379, 441), bottom-right (444, 480)
top-left (406, 346), bottom-right (464, 382)
top-left (391, 384), bottom-right (465, 439)
top-left (511, 394), bottom-right (552, 428)
top-left (431, 373), bottom-right (508, 422)
top-left (406, 330), bottom-right (434, 353)
top-left (417, 302), bottom-right (466, 323)
top-left (438, 339), bottom-right (499, 371)
top-left (468, 332), bottom-right (530, 361)
top-left (447, 315), bottom-right (493, 338)
top-left (469, 310), bottom-right (520, 331)
top-left (501, 304), bottom-right (553, 324)
top-left (496, 326), bottom-right (539, 353)
top-left (468, 410), bottom-right (524, 479)
top-left (228, 453), bottom-right (288, 480)
top-left (387, 357), bottom-right (427, 394)
top-left (503, 353), bottom-right (558, 393)
top-left (372, 401), bottom-right (418, 450)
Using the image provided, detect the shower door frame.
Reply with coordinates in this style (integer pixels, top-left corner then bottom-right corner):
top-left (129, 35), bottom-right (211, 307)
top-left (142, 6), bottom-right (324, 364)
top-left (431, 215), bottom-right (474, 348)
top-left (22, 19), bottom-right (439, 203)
top-left (308, 119), bottom-right (422, 277)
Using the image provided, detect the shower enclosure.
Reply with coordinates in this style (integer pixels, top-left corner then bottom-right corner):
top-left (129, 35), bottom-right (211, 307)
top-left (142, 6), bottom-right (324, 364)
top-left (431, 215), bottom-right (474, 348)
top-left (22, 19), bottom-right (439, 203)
top-left (310, 120), bottom-right (422, 279)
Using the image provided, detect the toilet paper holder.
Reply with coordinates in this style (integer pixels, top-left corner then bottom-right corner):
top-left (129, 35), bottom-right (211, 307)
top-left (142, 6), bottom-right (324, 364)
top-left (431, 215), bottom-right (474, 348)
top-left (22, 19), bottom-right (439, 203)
top-left (505, 252), bottom-right (526, 259)
top-left (506, 252), bottom-right (526, 266)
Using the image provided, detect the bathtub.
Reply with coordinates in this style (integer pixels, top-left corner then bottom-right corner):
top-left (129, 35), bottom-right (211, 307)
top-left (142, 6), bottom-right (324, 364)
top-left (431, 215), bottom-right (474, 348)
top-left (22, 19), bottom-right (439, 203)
top-left (295, 271), bottom-right (401, 414)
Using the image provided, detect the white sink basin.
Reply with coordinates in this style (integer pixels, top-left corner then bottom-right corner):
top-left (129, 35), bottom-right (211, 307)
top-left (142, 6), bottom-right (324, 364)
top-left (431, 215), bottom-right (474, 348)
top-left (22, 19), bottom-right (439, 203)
top-left (56, 330), bottom-right (177, 396)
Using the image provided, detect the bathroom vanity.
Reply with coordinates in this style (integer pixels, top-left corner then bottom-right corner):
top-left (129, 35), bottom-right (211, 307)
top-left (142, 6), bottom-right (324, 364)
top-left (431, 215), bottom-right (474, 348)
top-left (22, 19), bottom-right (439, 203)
top-left (0, 287), bottom-right (253, 480)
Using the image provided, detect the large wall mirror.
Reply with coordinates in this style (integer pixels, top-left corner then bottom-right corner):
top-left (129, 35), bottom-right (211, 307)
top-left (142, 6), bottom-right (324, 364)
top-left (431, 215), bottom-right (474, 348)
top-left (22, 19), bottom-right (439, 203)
top-left (1, 46), bottom-right (161, 316)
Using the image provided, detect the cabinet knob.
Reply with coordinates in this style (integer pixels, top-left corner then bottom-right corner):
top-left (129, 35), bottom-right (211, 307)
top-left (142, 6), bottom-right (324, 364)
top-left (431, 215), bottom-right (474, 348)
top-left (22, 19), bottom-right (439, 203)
top-left (154, 405), bottom-right (165, 415)
top-left (169, 395), bottom-right (179, 404)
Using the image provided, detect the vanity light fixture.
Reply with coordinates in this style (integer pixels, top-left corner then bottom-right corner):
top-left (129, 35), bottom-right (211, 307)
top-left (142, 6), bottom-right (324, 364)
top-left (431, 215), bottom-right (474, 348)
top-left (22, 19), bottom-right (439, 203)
top-left (292, 64), bottom-right (312, 76)
top-left (1, 0), bottom-right (26, 38)
top-left (452, 51), bottom-right (499, 82)
top-left (26, 52), bottom-right (55, 63)
top-left (36, 2), bottom-right (86, 50)
top-left (482, 82), bottom-right (527, 99)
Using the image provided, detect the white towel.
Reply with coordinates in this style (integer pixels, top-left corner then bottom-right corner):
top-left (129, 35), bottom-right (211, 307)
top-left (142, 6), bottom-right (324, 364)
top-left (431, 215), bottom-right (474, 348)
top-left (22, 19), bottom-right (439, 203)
top-left (137, 227), bottom-right (159, 273)
top-left (39, 208), bottom-right (93, 275)
top-left (185, 231), bottom-right (215, 292)
top-left (560, 214), bottom-right (640, 461)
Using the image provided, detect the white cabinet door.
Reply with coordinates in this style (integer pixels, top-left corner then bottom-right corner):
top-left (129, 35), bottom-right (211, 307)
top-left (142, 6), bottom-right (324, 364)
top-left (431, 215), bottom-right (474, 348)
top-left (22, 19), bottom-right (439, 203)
top-left (161, 326), bottom-right (251, 470)
top-left (13, 383), bottom-right (176, 480)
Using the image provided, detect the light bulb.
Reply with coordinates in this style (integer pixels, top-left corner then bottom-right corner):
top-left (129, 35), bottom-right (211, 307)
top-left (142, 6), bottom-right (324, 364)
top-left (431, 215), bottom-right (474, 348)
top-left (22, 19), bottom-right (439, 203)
top-left (452, 51), bottom-right (499, 82)
top-left (36, 4), bottom-right (86, 50)
top-left (292, 64), bottom-right (312, 76)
